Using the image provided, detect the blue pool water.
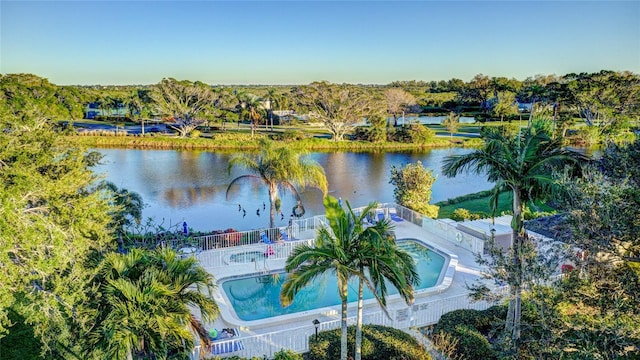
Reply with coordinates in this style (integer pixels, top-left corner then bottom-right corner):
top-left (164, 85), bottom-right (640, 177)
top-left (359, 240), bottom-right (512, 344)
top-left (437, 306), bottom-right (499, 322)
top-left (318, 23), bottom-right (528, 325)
top-left (221, 239), bottom-right (446, 321)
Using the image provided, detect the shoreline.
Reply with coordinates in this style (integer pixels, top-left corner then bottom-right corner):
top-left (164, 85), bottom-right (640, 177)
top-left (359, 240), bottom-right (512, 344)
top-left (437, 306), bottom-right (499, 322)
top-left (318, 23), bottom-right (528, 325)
top-left (66, 134), bottom-right (470, 152)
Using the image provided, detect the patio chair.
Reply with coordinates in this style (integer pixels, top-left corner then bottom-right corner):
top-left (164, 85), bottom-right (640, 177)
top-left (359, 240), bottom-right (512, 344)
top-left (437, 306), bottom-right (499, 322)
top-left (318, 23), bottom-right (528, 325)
top-left (389, 208), bottom-right (404, 222)
top-left (260, 231), bottom-right (272, 244)
top-left (209, 328), bottom-right (244, 355)
top-left (279, 228), bottom-right (294, 241)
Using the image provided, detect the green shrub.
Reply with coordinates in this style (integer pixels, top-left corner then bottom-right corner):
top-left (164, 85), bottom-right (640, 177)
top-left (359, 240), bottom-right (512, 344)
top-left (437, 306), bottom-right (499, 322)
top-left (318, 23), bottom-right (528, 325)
top-left (523, 206), bottom-right (554, 220)
top-left (273, 348), bottom-right (304, 360)
top-left (449, 208), bottom-right (490, 221)
top-left (389, 161), bottom-right (439, 218)
top-left (388, 124), bottom-right (435, 144)
top-left (449, 208), bottom-right (481, 221)
top-left (274, 130), bottom-right (307, 142)
top-left (308, 325), bottom-right (431, 360)
top-left (433, 309), bottom-right (482, 333)
top-left (574, 126), bottom-right (602, 147)
top-left (189, 129), bottom-right (201, 138)
top-left (450, 208), bottom-right (471, 221)
top-left (463, 138), bottom-right (484, 148)
top-left (449, 325), bottom-right (496, 360)
top-left (431, 308), bottom-right (503, 360)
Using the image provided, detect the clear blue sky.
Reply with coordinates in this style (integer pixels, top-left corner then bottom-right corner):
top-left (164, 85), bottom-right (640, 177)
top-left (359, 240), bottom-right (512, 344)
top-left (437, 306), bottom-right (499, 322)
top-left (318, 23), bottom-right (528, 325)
top-left (1, 1), bottom-right (638, 85)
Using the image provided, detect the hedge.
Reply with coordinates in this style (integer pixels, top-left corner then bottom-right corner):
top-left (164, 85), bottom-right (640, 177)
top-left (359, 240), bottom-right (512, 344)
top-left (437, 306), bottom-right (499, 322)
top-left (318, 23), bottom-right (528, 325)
top-left (309, 324), bottom-right (431, 360)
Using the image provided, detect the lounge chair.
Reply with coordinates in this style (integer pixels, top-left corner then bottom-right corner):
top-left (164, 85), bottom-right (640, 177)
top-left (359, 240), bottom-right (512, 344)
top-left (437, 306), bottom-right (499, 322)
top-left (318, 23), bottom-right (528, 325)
top-left (279, 228), bottom-right (291, 241)
top-left (260, 231), bottom-right (272, 244)
top-left (209, 328), bottom-right (244, 355)
top-left (389, 208), bottom-right (404, 222)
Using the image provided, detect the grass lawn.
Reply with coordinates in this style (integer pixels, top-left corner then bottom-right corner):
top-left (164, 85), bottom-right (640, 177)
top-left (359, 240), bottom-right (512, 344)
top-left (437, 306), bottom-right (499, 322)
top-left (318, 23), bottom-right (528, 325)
top-left (437, 191), bottom-right (513, 219)
top-left (436, 190), bottom-right (556, 219)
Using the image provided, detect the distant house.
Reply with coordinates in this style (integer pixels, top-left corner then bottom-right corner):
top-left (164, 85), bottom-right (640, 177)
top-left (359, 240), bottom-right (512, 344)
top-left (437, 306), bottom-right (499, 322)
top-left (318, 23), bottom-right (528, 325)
top-left (517, 102), bottom-right (532, 113)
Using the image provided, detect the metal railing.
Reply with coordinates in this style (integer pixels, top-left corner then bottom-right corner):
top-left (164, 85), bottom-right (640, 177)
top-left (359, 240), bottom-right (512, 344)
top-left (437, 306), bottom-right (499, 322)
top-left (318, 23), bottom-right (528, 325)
top-left (202, 288), bottom-right (507, 359)
top-left (189, 203), bottom-right (511, 358)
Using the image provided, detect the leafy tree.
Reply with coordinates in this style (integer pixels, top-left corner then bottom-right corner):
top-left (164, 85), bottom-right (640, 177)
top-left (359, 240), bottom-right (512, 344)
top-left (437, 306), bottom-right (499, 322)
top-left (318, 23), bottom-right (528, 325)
top-left (125, 89), bottom-right (152, 134)
top-left (226, 138), bottom-right (327, 228)
top-left (85, 248), bottom-right (219, 359)
top-left (442, 111), bottom-right (460, 140)
top-left (389, 161), bottom-right (439, 218)
top-left (442, 125), bottom-right (586, 355)
top-left (298, 81), bottom-right (375, 141)
top-left (492, 91), bottom-right (519, 123)
top-left (242, 92), bottom-right (264, 137)
top-left (364, 112), bottom-right (388, 143)
top-left (97, 181), bottom-right (144, 251)
top-left (563, 71), bottom-right (640, 128)
top-left (544, 140), bottom-right (640, 358)
top-left (558, 138), bottom-right (640, 262)
top-left (520, 77), bottom-right (550, 125)
top-left (0, 111), bottom-right (113, 354)
top-left (0, 73), bottom-right (80, 120)
top-left (467, 74), bottom-right (492, 113)
top-left (384, 88), bottom-right (416, 127)
top-left (150, 78), bottom-right (214, 137)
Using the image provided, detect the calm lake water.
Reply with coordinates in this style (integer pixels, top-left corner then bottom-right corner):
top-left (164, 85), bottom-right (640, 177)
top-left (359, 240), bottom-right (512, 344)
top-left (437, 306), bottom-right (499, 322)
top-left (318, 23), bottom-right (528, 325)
top-left (93, 148), bottom-right (492, 232)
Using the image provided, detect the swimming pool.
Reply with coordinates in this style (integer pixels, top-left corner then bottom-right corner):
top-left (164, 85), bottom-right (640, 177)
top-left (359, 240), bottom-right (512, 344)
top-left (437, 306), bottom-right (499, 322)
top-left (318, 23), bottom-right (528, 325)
top-left (220, 239), bottom-right (447, 321)
top-left (228, 250), bottom-right (267, 263)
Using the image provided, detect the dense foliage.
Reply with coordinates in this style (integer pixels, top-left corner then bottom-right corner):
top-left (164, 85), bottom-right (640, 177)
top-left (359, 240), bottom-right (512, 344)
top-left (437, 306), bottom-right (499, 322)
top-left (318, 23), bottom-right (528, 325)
top-left (84, 248), bottom-right (219, 359)
top-left (389, 161), bottom-right (439, 218)
top-left (309, 325), bottom-right (431, 360)
top-left (432, 139), bottom-right (640, 359)
top-left (442, 124), bottom-right (587, 355)
top-left (0, 111), bottom-right (113, 354)
top-left (2, 70), bottom-right (637, 146)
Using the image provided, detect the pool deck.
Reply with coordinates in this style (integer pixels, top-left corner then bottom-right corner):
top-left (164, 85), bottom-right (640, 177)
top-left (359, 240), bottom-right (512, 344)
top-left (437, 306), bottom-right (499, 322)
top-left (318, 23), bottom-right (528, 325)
top-left (194, 216), bottom-right (495, 341)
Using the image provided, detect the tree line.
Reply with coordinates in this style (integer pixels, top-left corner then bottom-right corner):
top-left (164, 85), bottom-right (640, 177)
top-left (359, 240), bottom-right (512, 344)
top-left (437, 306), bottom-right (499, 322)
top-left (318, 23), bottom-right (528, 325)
top-left (1, 70), bottom-right (638, 143)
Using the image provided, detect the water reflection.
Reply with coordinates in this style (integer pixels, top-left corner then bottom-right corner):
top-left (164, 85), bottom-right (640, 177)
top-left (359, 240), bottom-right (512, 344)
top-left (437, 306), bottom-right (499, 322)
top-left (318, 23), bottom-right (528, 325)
top-left (93, 148), bottom-right (492, 231)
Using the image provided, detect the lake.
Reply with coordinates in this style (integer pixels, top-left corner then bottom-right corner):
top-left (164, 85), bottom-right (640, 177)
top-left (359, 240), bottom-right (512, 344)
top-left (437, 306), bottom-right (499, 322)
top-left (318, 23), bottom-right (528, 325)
top-left (93, 148), bottom-right (492, 232)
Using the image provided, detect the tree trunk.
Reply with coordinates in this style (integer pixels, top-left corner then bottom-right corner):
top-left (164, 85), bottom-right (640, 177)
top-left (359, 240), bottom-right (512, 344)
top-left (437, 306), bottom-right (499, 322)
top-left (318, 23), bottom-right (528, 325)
top-left (355, 278), bottom-right (364, 360)
top-left (505, 189), bottom-right (524, 355)
top-left (268, 184), bottom-right (277, 229)
top-left (340, 281), bottom-right (349, 360)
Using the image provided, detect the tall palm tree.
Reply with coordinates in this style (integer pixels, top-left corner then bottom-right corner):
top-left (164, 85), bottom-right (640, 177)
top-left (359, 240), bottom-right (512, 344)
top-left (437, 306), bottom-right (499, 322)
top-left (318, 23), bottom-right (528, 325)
top-left (281, 197), bottom-right (418, 360)
top-left (226, 138), bottom-right (327, 229)
top-left (280, 196), bottom-right (361, 360)
top-left (87, 248), bottom-right (219, 359)
top-left (348, 202), bottom-right (419, 360)
top-left (441, 124), bottom-right (586, 354)
top-left (265, 87), bottom-right (281, 130)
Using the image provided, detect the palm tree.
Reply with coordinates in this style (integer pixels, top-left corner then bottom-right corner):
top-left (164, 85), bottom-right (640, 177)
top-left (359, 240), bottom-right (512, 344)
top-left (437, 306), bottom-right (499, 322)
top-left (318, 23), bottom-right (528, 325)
top-left (349, 202), bottom-right (419, 360)
top-left (281, 197), bottom-right (419, 360)
top-left (235, 92), bottom-right (263, 137)
top-left (441, 124), bottom-right (586, 354)
top-left (265, 87), bottom-right (281, 130)
top-left (280, 196), bottom-right (361, 360)
top-left (226, 138), bottom-right (327, 229)
top-left (97, 181), bottom-right (144, 251)
top-left (87, 248), bottom-right (219, 359)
